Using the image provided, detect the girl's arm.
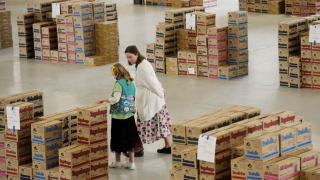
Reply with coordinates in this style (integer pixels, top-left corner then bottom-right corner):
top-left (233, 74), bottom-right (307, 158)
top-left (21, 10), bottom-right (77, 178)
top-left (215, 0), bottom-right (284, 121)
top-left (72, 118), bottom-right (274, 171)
top-left (97, 92), bottom-right (121, 104)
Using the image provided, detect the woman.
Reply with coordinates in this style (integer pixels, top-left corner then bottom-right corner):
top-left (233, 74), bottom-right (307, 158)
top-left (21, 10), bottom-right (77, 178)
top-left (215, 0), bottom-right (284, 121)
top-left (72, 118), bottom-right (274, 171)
top-left (125, 45), bottom-right (172, 154)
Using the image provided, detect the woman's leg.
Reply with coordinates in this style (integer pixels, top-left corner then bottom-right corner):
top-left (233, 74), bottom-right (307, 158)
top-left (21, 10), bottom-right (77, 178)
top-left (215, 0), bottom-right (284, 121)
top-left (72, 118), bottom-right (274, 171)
top-left (164, 136), bottom-right (171, 148)
top-left (115, 152), bottom-right (121, 162)
top-left (129, 148), bottom-right (134, 163)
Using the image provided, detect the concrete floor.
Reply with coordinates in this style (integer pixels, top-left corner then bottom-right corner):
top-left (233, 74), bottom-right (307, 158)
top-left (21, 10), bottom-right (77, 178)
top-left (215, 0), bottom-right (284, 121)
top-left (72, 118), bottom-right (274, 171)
top-left (1, 0), bottom-right (320, 179)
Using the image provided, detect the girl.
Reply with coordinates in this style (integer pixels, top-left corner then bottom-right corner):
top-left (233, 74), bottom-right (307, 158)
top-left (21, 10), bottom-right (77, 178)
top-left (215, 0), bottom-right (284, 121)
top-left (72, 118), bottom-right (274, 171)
top-left (125, 45), bottom-right (172, 154)
top-left (97, 63), bottom-right (143, 170)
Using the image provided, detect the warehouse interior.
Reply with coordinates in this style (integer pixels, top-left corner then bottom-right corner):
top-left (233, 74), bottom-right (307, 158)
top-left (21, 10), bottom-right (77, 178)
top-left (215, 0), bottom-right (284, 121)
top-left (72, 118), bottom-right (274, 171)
top-left (0, 0), bottom-right (319, 179)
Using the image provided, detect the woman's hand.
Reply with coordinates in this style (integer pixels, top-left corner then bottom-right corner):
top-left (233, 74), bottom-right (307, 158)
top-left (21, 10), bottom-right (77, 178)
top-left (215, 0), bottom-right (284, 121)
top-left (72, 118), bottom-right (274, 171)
top-left (163, 89), bottom-right (166, 97)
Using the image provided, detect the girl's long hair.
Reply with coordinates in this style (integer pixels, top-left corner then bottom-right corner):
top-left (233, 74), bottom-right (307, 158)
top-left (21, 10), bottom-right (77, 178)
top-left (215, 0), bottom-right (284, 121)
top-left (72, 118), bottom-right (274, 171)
top-left (125, 45), bottom-right (146, 66)
top-left (112, 63), bottom-right (134, 85)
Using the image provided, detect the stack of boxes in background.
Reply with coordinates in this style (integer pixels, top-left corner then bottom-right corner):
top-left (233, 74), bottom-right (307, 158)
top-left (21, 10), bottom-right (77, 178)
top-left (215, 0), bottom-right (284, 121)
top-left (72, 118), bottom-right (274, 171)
top-left (147, 9), bottom-right (249, 80)
top-left (224, 11), bottom-right (249, 80)
top-left (207, 26), bottom-right (228, 79)
top-left (0, 0), bottom-right (5, 10)
top-left (17, 1), bottom-right (119, 66)
top-left (42, 25), bottom-right (58, 61)
top-left (5, 102), bottom-right (34, 179)
top-left (33, 22), bottom-right (53, 61)
top-left (0, 10), bottom-right (13, 50)
top-left (268, 0), bottom-right (285, 14)
top-left (285, 0), bottom-right (319, 16)
top-left (277, 16), bottom-right (320, 89)
top-left (74, 3), bottom-right (95, 64)
top-left (31, 119), bottom-right (62, 180)
top-left (146, 0), bottom-right (204, 7)
top-left (240, 0), bottom-right (287, 15)
top-left (91, 21), bottom-right (119, 66)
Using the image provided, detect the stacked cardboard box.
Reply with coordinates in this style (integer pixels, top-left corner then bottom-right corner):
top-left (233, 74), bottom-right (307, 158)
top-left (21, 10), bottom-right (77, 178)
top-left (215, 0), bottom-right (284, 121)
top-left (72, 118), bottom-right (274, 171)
top-left (146, 0), bottom-right (203, 7)
top-left (285, 0), bottom-right (319, 16)
top-left (5, 102), bottom-right (34, 178)
top-left (74, 3), bottom-right (95, 64)
top-left (0, 132), bottom-right (5, 179)
top-left (37, 108), bottom-right (78, 147)
top-left (31, 119), bottom-right (62, 179)
top-left (42, 26), bottom-right (58, 62)
top-left (269, 0), bottom-right (285, 14)
top-left (105, 3), bottom-right (117, 22)
top-left (0, 90), bottom-right (44, 130)
top-left (93, 21), bottom-right (119, 66)
top-left (76, 104), bottom-right (109, 179)
top-left (0, 0), bottom-right (5, 10)
top-left (19, 163), bottom-right (33, 180)
top-left (0, 10), bottom-right (12, 50)
top-left (17, 13), bottom-right (35, 58)
top-left (57, 14), bottom-right (71, 63)
top-left (93, 2), bottom-right (106, 23)
top-left (146, 43), bottom-right (156, 71)
top-left (33, 22), bottom-right (53, 61)
top-left (207, 26), bottom-right (228, 79)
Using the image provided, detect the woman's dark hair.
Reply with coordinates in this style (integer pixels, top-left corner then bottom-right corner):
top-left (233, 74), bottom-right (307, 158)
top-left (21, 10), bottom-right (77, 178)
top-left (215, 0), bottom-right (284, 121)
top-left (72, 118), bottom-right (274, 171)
top-left (125, 45), bottom-right (146, 66)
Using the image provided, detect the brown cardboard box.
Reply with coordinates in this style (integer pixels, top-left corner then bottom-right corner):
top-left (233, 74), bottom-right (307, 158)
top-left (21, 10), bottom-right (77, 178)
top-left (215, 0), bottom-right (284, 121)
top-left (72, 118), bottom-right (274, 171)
top-left (42, 49), bottom-right (51, 61)
top-left (205, 129), bottom-right (231, 154)
top-left (278, 35), bottom-right (298, 49)
top-left (19, 47), bottom-right (34, 59)
top-left (17, 13), bottom-right (34, 26)
top-left (263, 157), bottom-right (300, 179)
top-left (155, 48), bottom-right (175, 61)
top-left (270, 110), bottom-right (295, 125)
top-left (33, 22), bottom-right (53, 34)
top-left (231, 156), bottom-right (246, 179)
top-left (231, 145), bottom-right (245, 159)
top-left (169, 166), bottom-right (183, 180)
top-left (278, 21), bottom-right (298, 36)
top-left (178, 51), bottom-right (188, 64)
top-left (42, 37), bottom-right (58, 50)
top-left (188, 37), bottom-right (197, 50)
top-left (197, 46), bottom-right (207, 57)
top-left (172, 143), bottom-right (187, 167)
top-left (89, 143), bottom-right (108, 162)
top-left (239, 2), bottom-right (248, 11)
top-left (289, 77), bottom-right (302, 88)
top-left (77, 124), bottom-right (107, 145)
top-left (182, 146), bottom-right (198, 168)
top-left (198, 56), bottom-right (208, 67)
top-left (246, 157), bottom-right (281, 180)
top-left (59, 52), bottom-right (68, 63)
top-left (188, 64), bottom-right (198, 77)
top-left (208, 37), bottom-right (227, 49)
top-left (32, 140), bottom-right (62, 162)
top-left (165, 9), bottom-right (184, 24)
top-left (289, 56), bottom-right (301, 68)
top-left (228, 125), bottom-right (247, 147)
top-left (262, 115), bottom-right (279, 129)
top-left (276, 128), bottom-right (298, 155)
top-left (183, 167), bottom-right (198, 180)
top-left (166, 57), bottom-right (178, 66)
top-left (302, 74), bottom-right (312, 89)
top-left (244, 132), bottom-right (280, 160)
top-left (209, 58), bottom-right (227, 69)
top-left (167, 66), bottom-right (179, 75)
top-left (59, 164), bottom-right (91, 180)
top-left (5, 139), bottom-right (32, 159)
top-left (59, 144), bottom-right (90, 168)
top-left (209, 48), bottom-right (228, 60)
top-left (34, 13), bottom-right (47, 23)
top-left (46, 167), bottom-right (59, 180)
top-left (279, 61), bottom-right (289, 75)
top-left (6, 156), bottom-right (32, 176)
top-left (156, 60), bottom-right (166, 74)
top-left (19, 163), bottom-right (33, 180)
top-left (196, 36), bottom-right (207, 47)
top-left (156, 37), bottom-right (175, 49)
top-left (228, 37), bottom-right (248, 51)
top-left (302, 62), bottom-right (312, 75)
top-left (291, 123), bottom-right (312, 149)
top-left (90, 159), bottom-right (108, 179)
top-left (31, 120), bottom-right (62, 144)
top-left (72, 3), bottom-right (93, 16)
top-left (228, 11), bottom-right (248, 25)
top-left (50, 50), bottom-right (59, 62)
top-left (280, 74), bottom-right (289, 87)
top-left (18, 36), bottom-right (33, 48)
top-left (198, 67), bottom-right (209, 77)
top-left (178, 63), bottom-right (188, 76)
top-left (278, 48), bottom-right (299, 61)
top-left (207, 26), bottom-right (228, 39)
top-left (300, 165), bottom-right (320, 179)
top-left (156, 23), bottom-right (175, 37)
top-left (17, 25), bottom-right (33, 37)
top-left (218, 65), bottom-right (239, 80)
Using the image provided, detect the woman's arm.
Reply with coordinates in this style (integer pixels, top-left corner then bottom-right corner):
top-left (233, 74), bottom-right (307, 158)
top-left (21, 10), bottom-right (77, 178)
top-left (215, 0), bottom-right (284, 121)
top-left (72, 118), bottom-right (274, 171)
top-left (138, 67), bottom-right (164, 98)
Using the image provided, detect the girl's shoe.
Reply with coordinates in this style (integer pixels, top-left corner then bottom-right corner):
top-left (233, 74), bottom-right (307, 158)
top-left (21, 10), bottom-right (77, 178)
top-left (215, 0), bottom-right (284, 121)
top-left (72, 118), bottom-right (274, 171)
top-left (123, 162), bottom-right (135, 170)
top-left (109, 162), bottom-right (122, 169)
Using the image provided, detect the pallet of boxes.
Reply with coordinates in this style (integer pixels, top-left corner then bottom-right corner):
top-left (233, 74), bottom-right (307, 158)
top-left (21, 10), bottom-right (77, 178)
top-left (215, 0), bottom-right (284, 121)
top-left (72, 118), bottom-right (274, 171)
top-left (169, 105), bottom-right (262, 180)
top-left (17, 12), bottom-right (35, 58)
top-left (5, 103), bottom-right (34, 180)
top-left (0, 10), bottom-right (13, 50)
top-left (0, 131), bottom-right (5, 180)
top-left (58, 104), bottom-right (109, 180)
top-left (278, 15), bottom-right (320, 89)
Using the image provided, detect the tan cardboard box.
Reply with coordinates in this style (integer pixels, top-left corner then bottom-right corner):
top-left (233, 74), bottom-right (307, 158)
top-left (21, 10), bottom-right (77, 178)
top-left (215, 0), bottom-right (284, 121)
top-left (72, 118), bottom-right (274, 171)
top-left (209, 48), bottom-right (228, 60)
top-left (262, 115), bottom-right (279, 129)
top-left (166, 56), bottom-right (178, 66)
top-left (42, 26), bottom-right (57, 38)
top-left (278, 21), bottom-right (298, 36)
top-left (209, 58), bottom-right (227, 69)
top-left (244, 132), bottom-right (280, 160)
top-left (18, 36), bottom-right (33, 48)
top-left (196, 36), bottom-right (207, 47)
top-left (228, 11), bottom-right (248, 25)
top-left (17, 25), bottom-right (33, 37)
top-left (218, 65), bottom-right (239, 80)
top-left (32, 140), bottom-right (61, 162)
top-left (228, 125), bottom-right (247, 147)
top-left (178, 51), bottom-right (188, 64)
top-left (59, 164), bottom-right (91, 180)
top-left (231, 156), bottom-right (246, 179)
top-left (165, 9), bottom-right (183, 24)
top-left (19, 163), bottom-right (33, 179)
top-left (90, 159), bottom-right (108, 179)
top-left (50, 50), bottom-right (59, 62)
top-left (301, 50), bottom-right (312, 63)
top-left (59, 144), bottom-right (90, 168)
top-left (228, 25), bottom-right (247, 39)
top-left (302, 74), bottom-right (312, 89)
top-left (31, 120), bottom-right (62, 144)
top-left (198, 66), bottom-right (209, 77)
top-left (72, 3), bottom-right (93, 16)
top-left (5, 121), bottom-right (32, 143)
top-left (77, 123), bottom-right (107, 145)
top-left (46, 167), bottom-right (59, 180)
top-left (278, 35), bottom-right (298, 49)
top-left (277, 128), bottom-right (298, 155)
top-left (42, 49), bottom-right (51, 61)
top-left (206, 129), bottom-right (231, 154)
top-left (208, 37), bottom-right (227, 49)
top-left (33, 22), bottom-right (53, 34)
top-left (166, 66), bottom-right (178, 75)
top-left (5, 139), bottom-right (32, 159)
top-left (182, 167), bottom-right (198, 180)
top-left (42, 37), bottom-right (58, 50)
top-left (172, 143), bottom-right (187, 165)
top-left (197, 46), bottom-right (207, 57)
top-left (89, 143), bottom-right (108, 162)
top-left (291, 123), bottom-right (312, 149)
top-left (156, 23), bottom-right (175, 37)
top-left (6, 156), bottom-right (32, 176)
top-left (17, 13), bottom-right (35, 26)
top-left (198, 56), bottom-right (208, 67)
top-left (289, 56), bottom-right (301, 68)
top-left (155, 48), bottom-right (175, 61)
top-left (289, 150), bottom-right (319, 170)
top-left (246, 157), bottom-right (283, 180)
top-left (289, 77), bottom-right (302, 88)
top-left (182, 146), bottom-right (198, 168)
top-left (232, 144), bottom-right (245, 159)
top-left (270, 110), bottom-right (295, 125)
top-left (187, 64), bottom-right (198, 77)
top-left (263, 157), bottom-right (300, 179)
top-left (187, 51), bottom-right (197, 64)
top-left (207, 26), bottom-right (228, 39)
top-left (169, 166), bottom-right (183, 180)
